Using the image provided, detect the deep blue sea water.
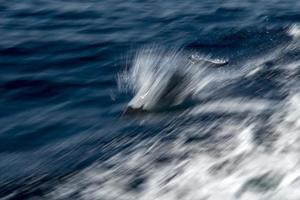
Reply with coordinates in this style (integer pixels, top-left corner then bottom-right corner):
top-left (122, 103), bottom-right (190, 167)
top-left (1, 0), bottom-right (300, 199)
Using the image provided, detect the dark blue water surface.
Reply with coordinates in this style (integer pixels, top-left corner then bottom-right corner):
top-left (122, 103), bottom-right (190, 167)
top-left (1, 0), bottom-right (300, 199)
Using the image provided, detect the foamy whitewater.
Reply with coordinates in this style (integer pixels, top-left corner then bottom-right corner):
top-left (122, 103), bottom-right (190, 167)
top-left (42, 25), bottom-right (300, 200)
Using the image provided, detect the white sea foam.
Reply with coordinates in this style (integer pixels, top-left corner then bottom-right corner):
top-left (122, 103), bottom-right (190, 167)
top-left (190, 98), bottom-right (274, 114)
top-left (49, 37), bottom-right (300, 199)
top-left (48, 93), bottom-right (300, 200)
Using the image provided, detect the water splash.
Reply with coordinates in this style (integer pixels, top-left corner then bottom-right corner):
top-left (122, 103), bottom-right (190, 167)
top-left (119, 47), bottom-right (231, 113)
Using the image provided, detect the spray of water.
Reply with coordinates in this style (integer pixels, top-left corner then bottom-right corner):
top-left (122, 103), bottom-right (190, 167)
top-left (118, 46), bottom-right (233, 113)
